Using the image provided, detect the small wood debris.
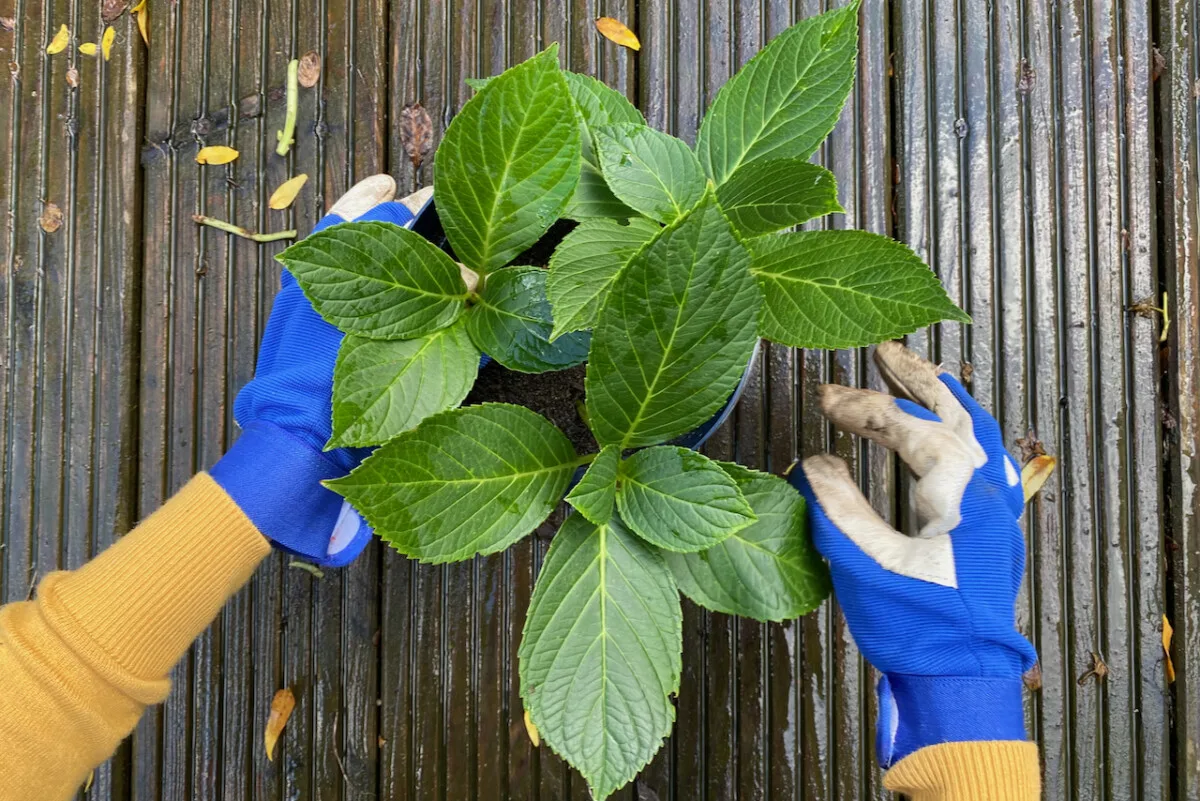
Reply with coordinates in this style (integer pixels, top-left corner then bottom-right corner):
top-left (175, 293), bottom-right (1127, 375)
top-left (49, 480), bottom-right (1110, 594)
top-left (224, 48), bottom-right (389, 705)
top-left (0, 17), bottom-right (15, 32)
top-left (298, 50), bottom-right (321, 88)
top-left (1152, 47), bottom-right (1167, 82)
top-left (960, 361), bottom-right (974, 385)
top-left (46, 24), bottom-right (69, 54)
top-left (39, 202), bottom-right (63, 233)
top-left (1016, 58), bottom-right (1035, 94)
top-left (1015, 431), bottom-right (1046, 462)
top-left (595, 16), bottom-right (640, 51)
top-left (399, 103), bottom-right (434, 170)
top-left (1077, 651), bottom-right (1108, 685)
top-left (264, 688), bottom-right (296, 761)
top-left (101, 0), bottom-right (128, 24)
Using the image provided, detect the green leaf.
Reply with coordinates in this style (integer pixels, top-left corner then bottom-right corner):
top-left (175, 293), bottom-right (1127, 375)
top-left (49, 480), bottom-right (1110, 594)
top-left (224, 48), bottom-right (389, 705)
top-left (750, 229), bottom-right (970, 349)
top-left (520, 513), bottom-right (681, 801)
top-left (595, 123), bottom-right (708, 224)
top-left (434, 46), bottom-right (581, 274)
top-left (565, 159), bottom-right (638, 220)
top-left (694, 3), bottom-right (860, 186)
top-left (562, 73), bottom-right (646, 221)
top-left (615, 446), bottom-right (755, 552)
top-left (565, 444), bottom-right (621, 525)
top-left (665, 463), bottom-right (831, 621)
top-left (278, 220), bottom-right (468, 339)
top-left (586, 193), bottom-right (762, 448)
top-left (564, 71), bottom-right (645, 131)
top-left (716, 158), bottom-right (843, 236)
top-left (328, 403), bottom-right (579, 564)
top-left (546, 217), bottom-right (659, 340)
top-left (329, 322), bottom-right (480, 448)
top-left (465, 266), bottom-right (591, 372)
top-left (464, 76), bottom-right (494, 91)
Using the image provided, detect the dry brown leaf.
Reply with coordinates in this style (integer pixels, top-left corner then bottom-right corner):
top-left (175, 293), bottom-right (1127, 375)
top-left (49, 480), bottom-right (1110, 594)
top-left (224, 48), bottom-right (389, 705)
top-left (1, 17), bottom-right (15, 32)
top-left (523, 709), bottom-right (540, 747)
top-left (595, 16), bottom-right (640, 51)
top-left (264, 687), bottom-right (296, 761)
top-left (1077, 651), bottom-right (1108, 685)
top-left (66, 66), bottom-right (79, 87)
top-left (1164, 614), bottom-right (1176, 684)
top-left (196, 145), bottom-right (239, 165)
top-left (1022, 664), bottom-right (1042, 692)
top-left (46, 24), bottom-right (69, 54)
top-left (269, 174), bottom-right (309, 210)
top-left (297, 50), bottom-right (321, 88)
top-left (79, 42), bottom-right (97, 55)
top-left (399, 103), bottom-right (434, 170)
top-left (1021, 454), bottom-right (1056, 503)
top-left (39, 202), bottom-right (63, 233)
top-left (101, 25), bottom-right (115, 60)
top-left (137, 6), bottom-right (148, 46)
top-left (102, 0), bottom-right (128, 23)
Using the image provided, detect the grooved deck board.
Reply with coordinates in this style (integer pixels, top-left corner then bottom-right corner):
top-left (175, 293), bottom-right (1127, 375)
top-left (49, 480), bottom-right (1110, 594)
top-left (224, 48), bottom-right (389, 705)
top-left (0, 1), bottom-right (1184, 798)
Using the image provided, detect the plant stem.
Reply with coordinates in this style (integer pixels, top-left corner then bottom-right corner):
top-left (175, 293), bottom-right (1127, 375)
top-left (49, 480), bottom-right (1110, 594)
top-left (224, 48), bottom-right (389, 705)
top-left (193, 214), bottom-right (297, 243)
top-left (276, 58), bottom-right (299, 156)
top-left (576, 452), bottom-right (598, 467)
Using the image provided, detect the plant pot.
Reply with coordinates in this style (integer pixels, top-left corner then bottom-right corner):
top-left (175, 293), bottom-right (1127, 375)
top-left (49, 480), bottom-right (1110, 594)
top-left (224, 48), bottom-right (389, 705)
top-left (411, 195), bottom-right (759, 466)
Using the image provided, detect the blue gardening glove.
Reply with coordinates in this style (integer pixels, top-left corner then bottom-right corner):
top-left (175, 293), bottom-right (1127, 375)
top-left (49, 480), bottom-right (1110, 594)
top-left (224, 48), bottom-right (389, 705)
top-left (211, 175), bottom-right (431, 567)
top-left (789, 341), bottom-right (1037, 768)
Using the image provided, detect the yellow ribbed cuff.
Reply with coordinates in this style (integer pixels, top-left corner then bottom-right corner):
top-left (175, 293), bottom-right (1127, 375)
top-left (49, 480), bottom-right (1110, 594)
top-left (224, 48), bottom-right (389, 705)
top-left (40, 473), bottom-right (270, 685)
top-left (884, 740), bottom-right (1041, 800)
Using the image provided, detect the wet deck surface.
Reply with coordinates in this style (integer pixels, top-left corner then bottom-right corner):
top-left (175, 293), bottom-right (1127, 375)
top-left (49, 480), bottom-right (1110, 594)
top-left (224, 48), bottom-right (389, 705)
top-left (2, 1), bottom-right (1197, 798)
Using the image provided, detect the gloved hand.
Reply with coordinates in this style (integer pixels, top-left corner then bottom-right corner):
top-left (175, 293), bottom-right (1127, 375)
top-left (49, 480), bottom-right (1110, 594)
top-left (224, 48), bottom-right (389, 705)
top-left (789, 341), bottom-right (1037, 767)
top-left (211, 175), bottom-right (432, 567)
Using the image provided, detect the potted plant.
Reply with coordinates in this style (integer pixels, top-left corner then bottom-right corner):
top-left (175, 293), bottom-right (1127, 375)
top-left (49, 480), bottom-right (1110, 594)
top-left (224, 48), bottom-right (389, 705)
top-left (277, 2), bottom-right (967, 796)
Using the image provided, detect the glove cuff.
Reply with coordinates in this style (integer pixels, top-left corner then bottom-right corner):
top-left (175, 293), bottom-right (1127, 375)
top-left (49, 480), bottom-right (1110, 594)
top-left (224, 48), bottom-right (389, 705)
top-left (210, 421), bottom-right (371, 566)
top-left (877, 674), bottom-right (1028, 767)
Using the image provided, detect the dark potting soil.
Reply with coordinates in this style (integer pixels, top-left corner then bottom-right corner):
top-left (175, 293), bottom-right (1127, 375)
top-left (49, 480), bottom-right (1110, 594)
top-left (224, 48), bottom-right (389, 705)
top-left (464, 361), bottom-right (598, 456)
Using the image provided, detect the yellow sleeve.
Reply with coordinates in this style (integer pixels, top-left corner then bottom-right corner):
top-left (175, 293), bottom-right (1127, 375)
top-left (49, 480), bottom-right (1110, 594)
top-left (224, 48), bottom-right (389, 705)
top-left (0, 473), bottom-right (270, 801)
top-left (883, 740), bottom-right (1042, 800)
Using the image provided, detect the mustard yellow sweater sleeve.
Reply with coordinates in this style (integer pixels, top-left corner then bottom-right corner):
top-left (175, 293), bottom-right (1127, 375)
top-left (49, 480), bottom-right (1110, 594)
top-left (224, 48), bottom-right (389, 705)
top-left (884, 740), bottom-right (1042, 800)
top-left (0, 474), bottom-right (270, 801)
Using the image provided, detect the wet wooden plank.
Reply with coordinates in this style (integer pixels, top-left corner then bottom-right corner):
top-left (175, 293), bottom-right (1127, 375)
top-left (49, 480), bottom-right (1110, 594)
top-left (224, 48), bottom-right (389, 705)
top-left (1160, 0), bottom-right (1200, 798)
top-left (0, 0), bottom-right (145, 796)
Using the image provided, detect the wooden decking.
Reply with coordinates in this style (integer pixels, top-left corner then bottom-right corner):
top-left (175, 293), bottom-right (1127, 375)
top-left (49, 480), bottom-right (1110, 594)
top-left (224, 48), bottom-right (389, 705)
top-left (2, 1), bottom-right (1198, 798)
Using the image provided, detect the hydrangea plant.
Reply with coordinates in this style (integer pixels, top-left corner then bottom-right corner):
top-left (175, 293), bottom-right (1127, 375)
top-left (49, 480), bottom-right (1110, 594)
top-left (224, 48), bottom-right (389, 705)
top-left (277, 3), bottom-right (968, 796)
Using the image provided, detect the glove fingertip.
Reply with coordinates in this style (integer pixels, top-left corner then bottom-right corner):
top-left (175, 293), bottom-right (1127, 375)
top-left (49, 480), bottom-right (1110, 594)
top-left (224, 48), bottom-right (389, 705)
top-left (318, 502), bottom-right (375, 568)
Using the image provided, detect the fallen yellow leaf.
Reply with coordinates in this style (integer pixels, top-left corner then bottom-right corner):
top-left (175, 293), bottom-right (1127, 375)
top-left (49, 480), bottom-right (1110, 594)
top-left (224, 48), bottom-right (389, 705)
top-left (130, 0), bottom-right (146, 12)
top-left (269, 174), bottom-right (308, 210)
top-left (79, 42), bottom-right (98, 55)
top-left (137, 6), bottom-right (148, 46)
top-left (1164, 614), bottom-right (1175, 684)
top-left (196, 145), bottom-right (239, 165)
top-left (264, 687), bottom-right (296, 761)
top-left (84, 770), bottom-right (94, 792)
top-left (101, 25), bottom-right (114, 60)
top-left (39, 202), bottom-right (63, 233)
top-left (523, 709), bottom-right (540, 747)
top-left (595, 16), bottom-right (640, 50)
top-left (46, 24), bottom-right (69, 54)
top-left (1021, 454), bottom-right (1056, 503)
